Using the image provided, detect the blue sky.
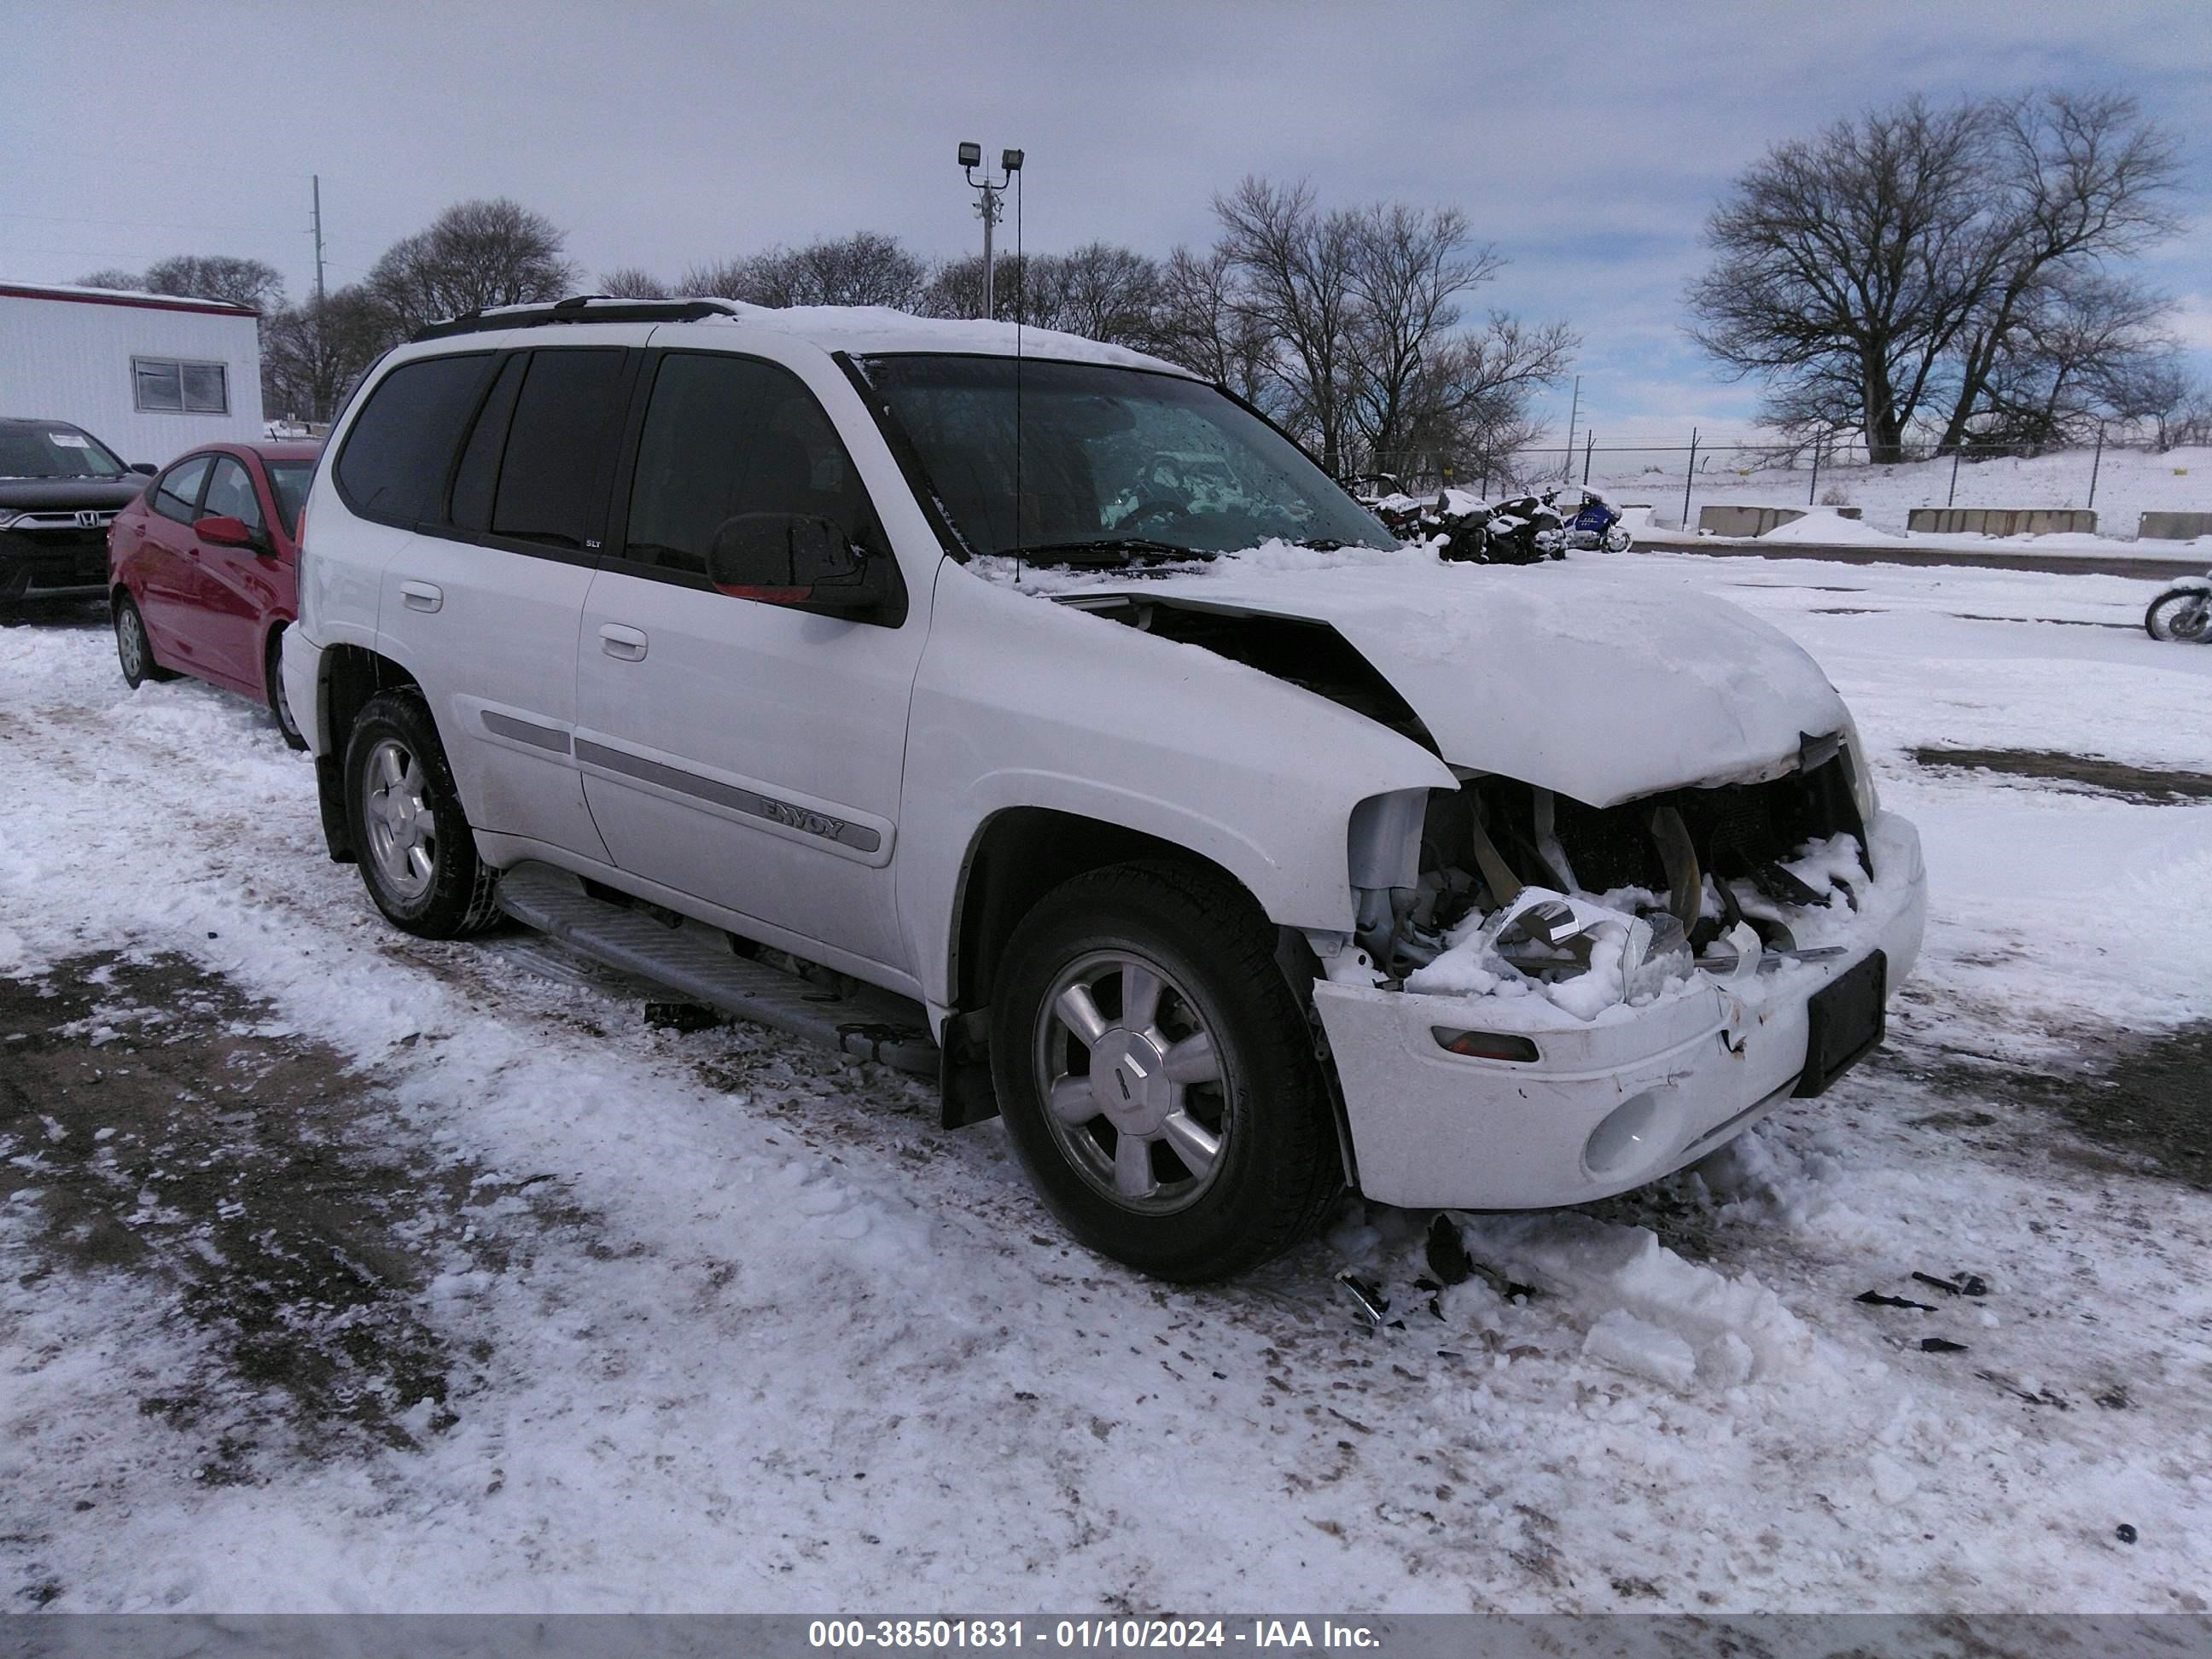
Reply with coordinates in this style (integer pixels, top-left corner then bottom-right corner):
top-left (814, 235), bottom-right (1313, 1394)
top-left (6, 0), bottom-right (2207, 444)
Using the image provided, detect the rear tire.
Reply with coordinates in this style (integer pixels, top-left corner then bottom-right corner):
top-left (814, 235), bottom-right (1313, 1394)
top-left (988, 861), bottom-right (1341, 1282)
top-left (265, 626), bottom-right (307, 750)
top-left (113, 591), bottom-right (178, 687)
top-left (343, 690), bottom-right (500, 938)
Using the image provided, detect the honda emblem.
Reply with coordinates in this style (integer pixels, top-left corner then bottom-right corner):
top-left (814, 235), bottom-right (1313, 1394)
top-left (76, 509), bottom-right (102, 528)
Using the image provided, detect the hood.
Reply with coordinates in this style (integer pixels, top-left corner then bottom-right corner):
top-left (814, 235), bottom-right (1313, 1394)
top-left (0, 477), bottom-right (145, 512)
top-left (1090, 555), bottom-right (1848, 808)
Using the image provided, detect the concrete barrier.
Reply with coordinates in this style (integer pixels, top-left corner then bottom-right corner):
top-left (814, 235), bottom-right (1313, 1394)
top-left (1698, 504), bottom-right (1864, 537)
top-left (1905, 508), bottom-right (2097, 537)
top-left (2137, 511), bottom-right (2212, 542)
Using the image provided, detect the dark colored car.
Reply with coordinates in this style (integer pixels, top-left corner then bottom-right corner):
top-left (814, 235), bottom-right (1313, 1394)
top-left (108, 440), bottom-right (318, 747)
top-left (0, 417), bottom-right (154, 612)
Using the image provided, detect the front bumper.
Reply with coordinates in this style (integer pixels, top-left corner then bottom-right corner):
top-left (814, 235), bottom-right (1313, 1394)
top-left (0, 527), bottom-right (111, 599)
top-left (1313, 811), bottom-right (1927, 1209)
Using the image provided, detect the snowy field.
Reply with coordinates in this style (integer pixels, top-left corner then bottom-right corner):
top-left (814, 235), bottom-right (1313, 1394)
top-left (3, 554), bottom-right (2211, 1617)
top-left (1589, 443), bottom-right (2212, 547)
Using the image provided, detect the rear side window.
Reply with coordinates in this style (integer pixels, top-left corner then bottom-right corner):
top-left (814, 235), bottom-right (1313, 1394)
top-left (623, 352), bottom-right (876, 579)
top-left (447, 355), bottom-right (527, 533)
top-left (490, 349), bottom-right (628, 550)
top-left (335, 353), bottom-right (492, 525)
top-left (151, 454), bottom-right (213, 524)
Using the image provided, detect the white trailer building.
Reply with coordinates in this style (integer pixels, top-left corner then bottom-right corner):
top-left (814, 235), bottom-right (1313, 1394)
top-left (0, 281), bottom-right (265, 468)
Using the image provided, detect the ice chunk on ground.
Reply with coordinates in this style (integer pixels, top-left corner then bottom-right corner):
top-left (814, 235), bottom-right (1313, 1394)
top-left (1451, 1210), bottom-right (1821, 1382)
top-left (1584, 1310), bottom-right (1697, 1390)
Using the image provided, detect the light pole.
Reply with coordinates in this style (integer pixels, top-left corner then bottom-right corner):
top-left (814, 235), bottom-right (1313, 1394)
top-left (958, 142), bottom-right (1023, 320)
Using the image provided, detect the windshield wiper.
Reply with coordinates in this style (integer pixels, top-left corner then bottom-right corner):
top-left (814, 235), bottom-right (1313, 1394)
top-left (1015, 538), bottom-right (1211, 568)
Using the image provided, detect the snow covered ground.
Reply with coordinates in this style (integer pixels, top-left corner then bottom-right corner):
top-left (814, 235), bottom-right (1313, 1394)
top-left (1592, 443), bottom-right (2212, 548)
top-left (3, 558), bottom-right (2210, 1617)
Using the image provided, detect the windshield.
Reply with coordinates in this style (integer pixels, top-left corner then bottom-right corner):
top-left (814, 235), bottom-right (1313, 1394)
top-left (0, 424), bottom-right (127, 480)
top-left (265, 460), bottom-right (314, 536)
top-left (859, 355), bottom-right (1395, 563)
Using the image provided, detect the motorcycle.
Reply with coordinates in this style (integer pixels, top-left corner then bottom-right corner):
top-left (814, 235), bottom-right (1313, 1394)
top-left (2145, 572), bottom-right (2212, 642)
top-left (1484, 488), bottom-right (1566, 563)
top-left (1560, 487), bottom-right (1633, 553)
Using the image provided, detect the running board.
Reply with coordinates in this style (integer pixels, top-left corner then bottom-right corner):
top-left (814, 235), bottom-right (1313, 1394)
top-left (493, 862), bottom-right (940, 1075)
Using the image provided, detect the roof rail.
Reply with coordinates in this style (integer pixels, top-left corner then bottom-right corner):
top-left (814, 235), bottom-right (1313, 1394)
top-left (410, 294), bottom-right (741, 343)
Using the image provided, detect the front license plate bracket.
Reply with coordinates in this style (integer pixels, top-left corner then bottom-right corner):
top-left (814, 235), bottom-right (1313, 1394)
top-left (1795, 949), bottom-right (1886, 1097)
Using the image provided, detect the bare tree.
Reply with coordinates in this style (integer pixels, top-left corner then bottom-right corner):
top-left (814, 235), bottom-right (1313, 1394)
top-left (684, 232), bottom-right (927, 311)
top-left (1213, 177), bottom-right (1365, 474)
top-left (1153, 245), bottom-right (1271, 400)
top-left (366, 199), bottom-right (579, 335)
top-left (1030, 243), bottom-right (1164, 349)
top-left (597, 266), bottom-right (667, 299)
top-left (140, 254), bottom-right (287, 313)
top-left (1932, 90), bottom-right (2186, 449)
top-left (1689, 90), bottom-right (2183, 462)
top-left (1972, 269), bottom-right (2179, 448)
top-left (262, 288), bottom-right (394, 422)
top-left (74, 268), bottom-right (146, 292)
top-left (1687, 96), bottom-right (1996, 462)
top-left (917, 252), bottom-right (1031, 322)
top-left (1343, 203), bottom-right (1500, 474)
top-left (1398, 313), bottom-right (1580, 486)
top-left (2135, 366), bottom-right (2212, 451)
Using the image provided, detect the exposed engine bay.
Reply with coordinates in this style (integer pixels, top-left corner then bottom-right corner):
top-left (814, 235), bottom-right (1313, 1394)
top-left (1066, 589), bottom-right (1878, 1025)
top-left (1359, 751), bottom-right (1873, 1024)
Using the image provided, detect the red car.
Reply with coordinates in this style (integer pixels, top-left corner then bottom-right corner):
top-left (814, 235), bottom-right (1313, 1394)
top-left (108, 441), bottom-right (317, 747)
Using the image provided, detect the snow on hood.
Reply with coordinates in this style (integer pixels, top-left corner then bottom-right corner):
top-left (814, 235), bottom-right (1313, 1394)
top-left (985, 543), bottom-right (1849, 807)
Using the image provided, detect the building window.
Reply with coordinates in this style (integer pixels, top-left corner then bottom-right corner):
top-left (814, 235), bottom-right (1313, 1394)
top-left (133, 357), bottom-right (230, 415)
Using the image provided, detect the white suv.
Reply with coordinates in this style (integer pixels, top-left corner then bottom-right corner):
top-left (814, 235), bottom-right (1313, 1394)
top-left (285, 296), bottom-right (1925, 1280)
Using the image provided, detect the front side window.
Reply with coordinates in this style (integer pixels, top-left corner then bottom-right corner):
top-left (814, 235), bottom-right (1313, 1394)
top-left (201, 456), bottom-right (265, 534)
top-left (0, 424), bottom-right (125, 479)
top-left (859, 355), bottom-right (1393, 565)
top-left (623, 352), bottom-right (876, 580)
top-left (133, 357), bottom-right (230, 415)
top-left (334, 353), bottom-right (492, 525)
top-left (491, 349), bottom-right (628, 550)
top-left (151, 454), bottom-right (213, 524)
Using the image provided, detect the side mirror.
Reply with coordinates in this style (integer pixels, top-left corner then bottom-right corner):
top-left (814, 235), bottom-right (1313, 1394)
top-left (193, 515), bottom-right (265, 551)
top-left (706, 513), bottom-right (896, 621)
top-left (130, 462), bottom-right (157, 476)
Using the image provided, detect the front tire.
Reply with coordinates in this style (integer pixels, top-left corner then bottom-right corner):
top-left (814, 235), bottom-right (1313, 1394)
top-left (989, 861), bottom-right (1341, 1281)
top-left (2145, 588), bottom-right (2211, 642)
top-left (343, 690), bottom-right (500, 938)
top-left (114, 591), bottom-right (178, 687)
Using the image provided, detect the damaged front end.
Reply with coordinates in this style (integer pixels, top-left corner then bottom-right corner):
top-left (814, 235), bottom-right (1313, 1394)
top-left (1315, 736), bottom-right (1925, 1210)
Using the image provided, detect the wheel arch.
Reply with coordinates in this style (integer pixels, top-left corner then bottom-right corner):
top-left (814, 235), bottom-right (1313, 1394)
top-left (311, 643), bottom-right (421, 863)
top-left (937, 806), bottom-right (1327, 1134)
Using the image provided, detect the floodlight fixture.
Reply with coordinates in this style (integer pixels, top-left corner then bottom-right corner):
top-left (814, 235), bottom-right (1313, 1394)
top-left (954, 140), bottom-right (1025, 320)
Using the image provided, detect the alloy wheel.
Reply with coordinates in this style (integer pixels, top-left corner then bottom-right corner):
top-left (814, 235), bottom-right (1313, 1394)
top-left (1031, 948), bottom-right (1232, 1214)
top-left (363, 738), bottom-right (438, 901)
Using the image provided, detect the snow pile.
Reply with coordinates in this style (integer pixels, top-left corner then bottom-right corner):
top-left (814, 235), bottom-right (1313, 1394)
top-left (1760, 510), bottom-right (1906, 546)
top-left (1448, 1211), bottom-right (1823, 1385)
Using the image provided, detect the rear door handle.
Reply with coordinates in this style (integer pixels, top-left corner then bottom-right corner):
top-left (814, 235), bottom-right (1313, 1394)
top-left (598, 623), bottom-right (648, 661)
top-left (400, 580), bottom-right (443, 614)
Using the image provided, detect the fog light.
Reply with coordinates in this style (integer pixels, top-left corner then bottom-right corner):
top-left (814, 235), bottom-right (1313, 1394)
top-left (1433, 1027), bottom-right (1540, 1062)
top-left (1583, 1091), bottom-right (1665, 1180)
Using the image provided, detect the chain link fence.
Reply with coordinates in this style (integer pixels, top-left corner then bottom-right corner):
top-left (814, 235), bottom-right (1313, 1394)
top-left (1355, 427), bottom-right (2206, 538)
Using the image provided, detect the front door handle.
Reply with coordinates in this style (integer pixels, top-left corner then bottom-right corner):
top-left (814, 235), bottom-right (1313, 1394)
top-left (400, 580), bottom-right (443, 614)
top-left (598, 623), bottom-right (648, 661)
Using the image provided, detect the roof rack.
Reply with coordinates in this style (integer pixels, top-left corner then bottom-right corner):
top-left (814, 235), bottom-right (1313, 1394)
top-left (410, 294), bottom-right (740, 343)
